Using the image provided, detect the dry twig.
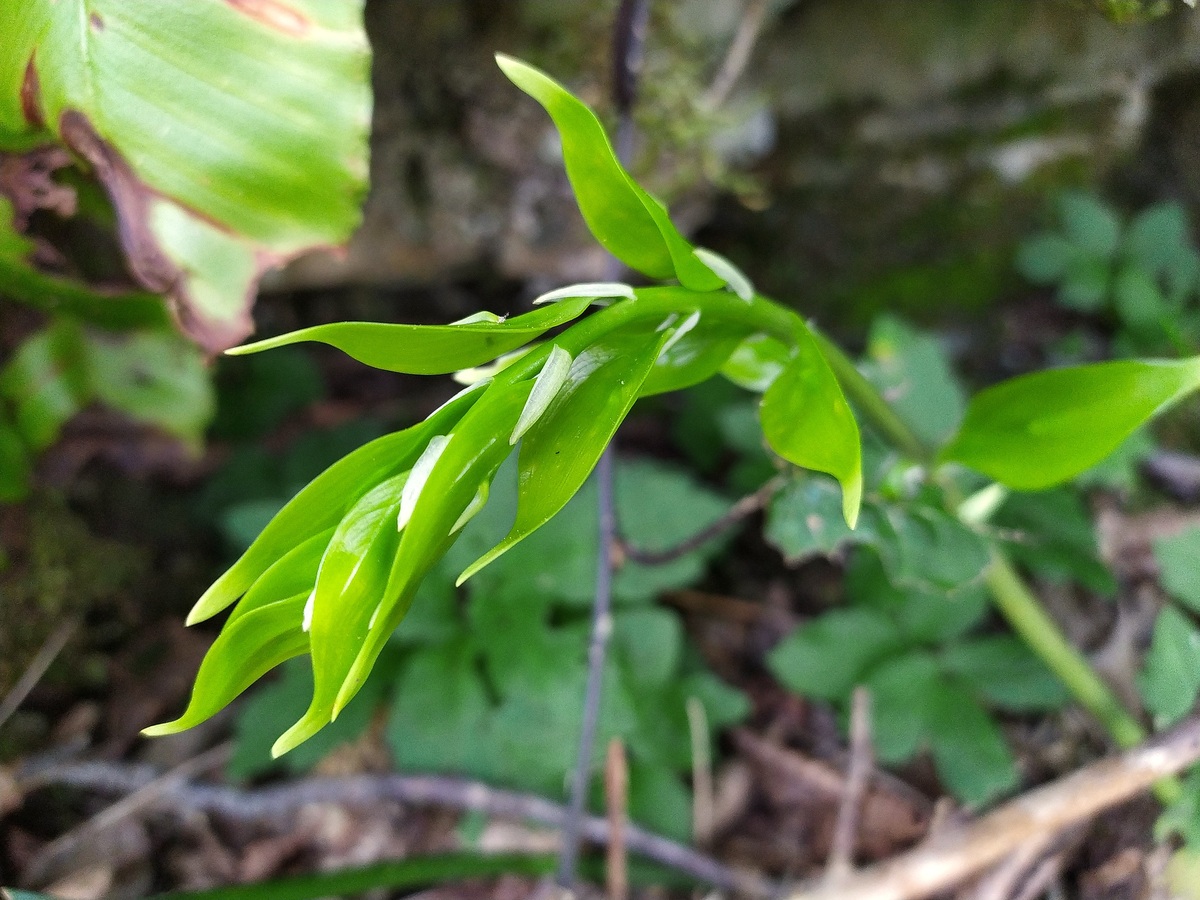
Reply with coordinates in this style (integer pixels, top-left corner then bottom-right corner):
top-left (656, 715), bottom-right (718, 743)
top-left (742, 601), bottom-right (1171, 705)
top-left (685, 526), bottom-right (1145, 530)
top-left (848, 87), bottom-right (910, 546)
top-left (18, 759), bottom-right (776, 898)
top-left (605, 739), bottom-right (629, 900)
top-left (785, 714), bottom-right (1200, 900)
top-left (0, 619), bottom-right (78, 732)
top-left (825, 687), bottom-right (873, 883)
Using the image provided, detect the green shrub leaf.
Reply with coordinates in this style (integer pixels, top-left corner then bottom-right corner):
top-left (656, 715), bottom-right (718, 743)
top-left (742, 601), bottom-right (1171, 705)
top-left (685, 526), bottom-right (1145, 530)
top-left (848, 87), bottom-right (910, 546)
top-left (1139, 606), bottom-right (1200, 729)
top-left (942, 358), bottom-right (1200, 490)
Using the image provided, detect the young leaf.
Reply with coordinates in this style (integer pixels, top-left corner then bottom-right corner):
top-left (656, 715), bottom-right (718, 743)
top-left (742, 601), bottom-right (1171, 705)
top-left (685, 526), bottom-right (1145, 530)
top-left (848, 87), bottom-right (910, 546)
top-left (496, 55), bottom-right (724, 293)
top-left (941, 358), bottom-right (1200, 490)
top-left (1139, 606), bottom-right (1200, 728)
top-left (226, 299), bottom-right (592, 375)
top-left (759, 324), bottom-right (863, 526)
top-left (458, 327), bottom-right (668, 584)
top-left (143, 592), bottom-right (310, 736)
top-left (638, 311), bottom-right (753, 397)
top-left (532, 282), bottom-right (634, 305)
top-left (720, 333), bottom-right (792, 392)
top-left (189, 385), bottom-right (482, 625)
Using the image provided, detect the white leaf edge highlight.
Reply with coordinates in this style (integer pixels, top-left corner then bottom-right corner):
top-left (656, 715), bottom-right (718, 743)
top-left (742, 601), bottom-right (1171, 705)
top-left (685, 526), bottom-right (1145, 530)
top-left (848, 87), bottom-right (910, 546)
top-left (451, 481), bottom-right (490, 534)
top-left (397, 434), bottom-right (451, 530)
top-left (659, 310), bottom-right (701, 356)
top-left (451, 310), bottom-right (506, 325)
top-left (510, 345), bottom-right (573, 445)
top-left (533, 282), bottom-right (635, 306)
top-left (694, 247), bottom-right (754, 301)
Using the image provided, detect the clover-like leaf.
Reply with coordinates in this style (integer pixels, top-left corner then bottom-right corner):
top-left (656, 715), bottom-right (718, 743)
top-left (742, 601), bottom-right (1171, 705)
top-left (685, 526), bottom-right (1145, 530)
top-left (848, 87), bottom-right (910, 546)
top-left (227, 299), bottom-right (592, 375)
top-left (496, 55), bottom-right (723, 293)
top-left (941, 357), bottom-right (1200, 490)
top-left (759, 324), bottom-right (863, 526)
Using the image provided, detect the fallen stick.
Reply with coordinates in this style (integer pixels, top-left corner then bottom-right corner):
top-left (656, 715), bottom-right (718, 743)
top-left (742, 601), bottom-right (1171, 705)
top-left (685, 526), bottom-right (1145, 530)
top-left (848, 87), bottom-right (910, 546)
top-left (786, 714), bottom-right (1200, 900)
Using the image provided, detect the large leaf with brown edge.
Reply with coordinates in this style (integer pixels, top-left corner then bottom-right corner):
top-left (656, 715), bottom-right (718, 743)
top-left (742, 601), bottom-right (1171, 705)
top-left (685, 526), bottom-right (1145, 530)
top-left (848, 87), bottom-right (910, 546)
top-left (0, 0), bottom-right (370, 352)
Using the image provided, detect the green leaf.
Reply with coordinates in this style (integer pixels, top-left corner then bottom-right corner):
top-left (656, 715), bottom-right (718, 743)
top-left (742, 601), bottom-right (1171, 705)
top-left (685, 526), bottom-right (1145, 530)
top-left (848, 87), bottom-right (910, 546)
top-left (1, 0), bottom-right (371, 351)
top-left (1016, 233), bottom-right (1073, 284)
top-left (458, 327), bottom-right (667, 584)
top-left (638, 311), bottom-right (753, 397)
top-left (942, 357), bottom-right (1200, 490)
top-left (866, 652), bottom-right (941, 763)
top-left (1059, 191), bottom-right (1121, 258)
top-left (940, 636), bottom-right (1070, 712)
top-left (387, 639), bottom-right (495, 776)
top-left (496, 55), bottom-right (723, 293)
top-left (925, 682), bottom-right (1019, 806)
top-left (720, 333), bottom-right (792, 392)
top-left (760, 324), bottom-right (862, 526)
top-left (862, 316), bottom-right (965, 446)
top-left (1113, 265), bottom-right (1167, 333)
top-left (1059, 257), bottom-right (1111, 312)
top-left (847, 550), bottom-right (987, 644)
top-left (228, 299), bottom-right (592, 375)
top-left (627, 765), bottom-right (693, 844)
top-left (190, 386), bottom-right (481, 625)
top-left (0, 417), bottom-right (31, 502)
top-left (1124, 202), bottom-right (1192, 277)
top-left (1139, 606), bottom-right (1200, 728)
top-left (613, 608), bottom-right (683, 689)
top-left (143, 591), bottom-right (310, 737)
top-left (768, 608), bottom-right (905, 701)
top-left (1154, 526), bottom-right (1200, 614)
top-left (875, 506), bottom-right (990, 594)
top-left (994, 489), bottom-right (1115, 595)
top-left (0, 320), bottom-right (89, 449)
top-left (765, 478), bottom-right (867, 564)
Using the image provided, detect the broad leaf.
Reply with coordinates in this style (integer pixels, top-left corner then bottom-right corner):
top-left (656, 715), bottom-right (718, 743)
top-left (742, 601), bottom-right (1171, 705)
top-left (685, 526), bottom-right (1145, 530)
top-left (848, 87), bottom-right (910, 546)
top-left (759, 323), bottom-right (862, 526)
top-left (638, 312), bottom-right (752, 397)
top-left (768, 608), bottom-right (904, 701)
top-left (1154, 526), bottom-right (1200, 614)
top-left (1139, 606), bottom-right (1200, 729)
top-left (496, 55), bottom-right (723, 293)
top-left (458, 326), bottom-right (667, 583)
top-left (720, 333), bottom-right (792, 392)
top-left (940, 636), bottom-right (1069, 712)
top-left (941, 358), bottom-right (1200, 490)
top-left (190, 386), bottom-right (482, 625)
top-left (1, 0), bottom-right (370, 350)
top-left (228, 299), bottom-right (592, 374)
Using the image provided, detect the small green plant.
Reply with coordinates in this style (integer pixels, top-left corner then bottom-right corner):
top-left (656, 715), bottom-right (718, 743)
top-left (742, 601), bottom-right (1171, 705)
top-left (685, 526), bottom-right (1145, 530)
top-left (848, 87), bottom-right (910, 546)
top-left (1018, 192), bottom-right (1200, 355)
top-left (144, 55), bottom-right (1200, 831)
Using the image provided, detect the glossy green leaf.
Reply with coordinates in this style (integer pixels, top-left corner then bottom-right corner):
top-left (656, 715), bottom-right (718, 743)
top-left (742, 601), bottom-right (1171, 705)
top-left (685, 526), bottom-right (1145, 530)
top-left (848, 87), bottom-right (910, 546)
top-left (227, 530), bottom-right (332, 628)
top-left (228, 299), bottom-right (592, 374)
top-left (720, 333), bottom-right (791, 392)
top-left (190, 386), bottom-right (482, 625)
top-left (322, 379), bottom-right (535, 736)
top-left (143, 591), bottom-right (310, 736)
top-left (759, 324), bottom-right (862, 526)
top-left (638, 311), bottom-right (753, 397)
top-left (941, 357), bottom-right (1200, 490)
top-left (1, 0), bottom-right (370, 351)
top-left (275, 472), bottom-right (409, 755)
top-left (457, 327), bottom-right (667, 584)
top-left (497, 55), bottom-right (723, 293)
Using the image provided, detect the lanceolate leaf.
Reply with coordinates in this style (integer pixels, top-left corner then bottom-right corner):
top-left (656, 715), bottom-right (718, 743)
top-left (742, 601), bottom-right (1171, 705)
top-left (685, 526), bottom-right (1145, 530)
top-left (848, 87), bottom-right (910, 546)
top-left (458, 326), bottom-right (669, 584)
top-left (226, 529), bottom-right (332, 627)
top-left (189, 386), bottom-right (482, 625)
top-left (760, 325), bottom-right (863, 526)
top-left (638, 311), bottom-right (754, 397)
top-left (496, 55), bottom-right (723, 293)
top-left (941, 357), bottom-right (1200, 490)
top-left (143, 591), bottom-right (310, 736)
top-left (228, 300), bottom-right (593, 375)
top-left (1, 0), bottom-right (371, 351)
top-left (274, 380), bottom-right (535, 756)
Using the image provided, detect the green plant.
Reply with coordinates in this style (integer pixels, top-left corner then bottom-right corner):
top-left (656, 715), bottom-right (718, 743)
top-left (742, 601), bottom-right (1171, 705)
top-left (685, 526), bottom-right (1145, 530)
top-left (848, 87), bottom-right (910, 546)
top-left (149, 57), bottom-right (1200, 822)
top-left (1018, 192), bottom-right (1200, 355)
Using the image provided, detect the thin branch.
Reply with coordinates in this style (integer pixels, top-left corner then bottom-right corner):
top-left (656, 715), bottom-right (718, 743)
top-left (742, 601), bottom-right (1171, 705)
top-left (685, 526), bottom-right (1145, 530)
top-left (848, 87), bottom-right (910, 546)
top-left (701, 0), bottom-right (771, 110)
top-left (619, 476), bottom-right (783, 567)
top-left (17, 760), bottom-right (776, 899)
top-left (784, 714), bottom-right (1200, 900)
top-left (825, 687), bottom-right (872, 883)
top-left (687, 696), bottom-right (715, 848)
top-left (0, 619), bottom-right (77, 732)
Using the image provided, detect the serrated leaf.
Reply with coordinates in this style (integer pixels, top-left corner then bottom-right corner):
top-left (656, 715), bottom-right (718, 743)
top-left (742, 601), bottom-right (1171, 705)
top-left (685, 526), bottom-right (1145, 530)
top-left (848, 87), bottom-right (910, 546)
top-left (2, 0), bottom-right (371, 350)
top-left (496, 55), bottom-right (723, 293)
top-left (190, 386), bottom-right (482, 625)
top-left (765, 478), bottom-right (868, 563)
top-left (458, 327), bottom-right (667, 584)
top-left (760, 323), bottom-right (862, 526)
top-left (942, 357), bottom-right (1200, 490)
top-left (1154, 526), bottom-right (1200, 614)
top-left (876, 505), bottom-right (990, 594)
top-left (228, 299), bottom-right (592, 375)
top-left (940, 636), bottom-right (1069, 711)
top-left (768, 608), bottom-right (904, 701)
top-left (1139, 606), bottom-right (1200, 728)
